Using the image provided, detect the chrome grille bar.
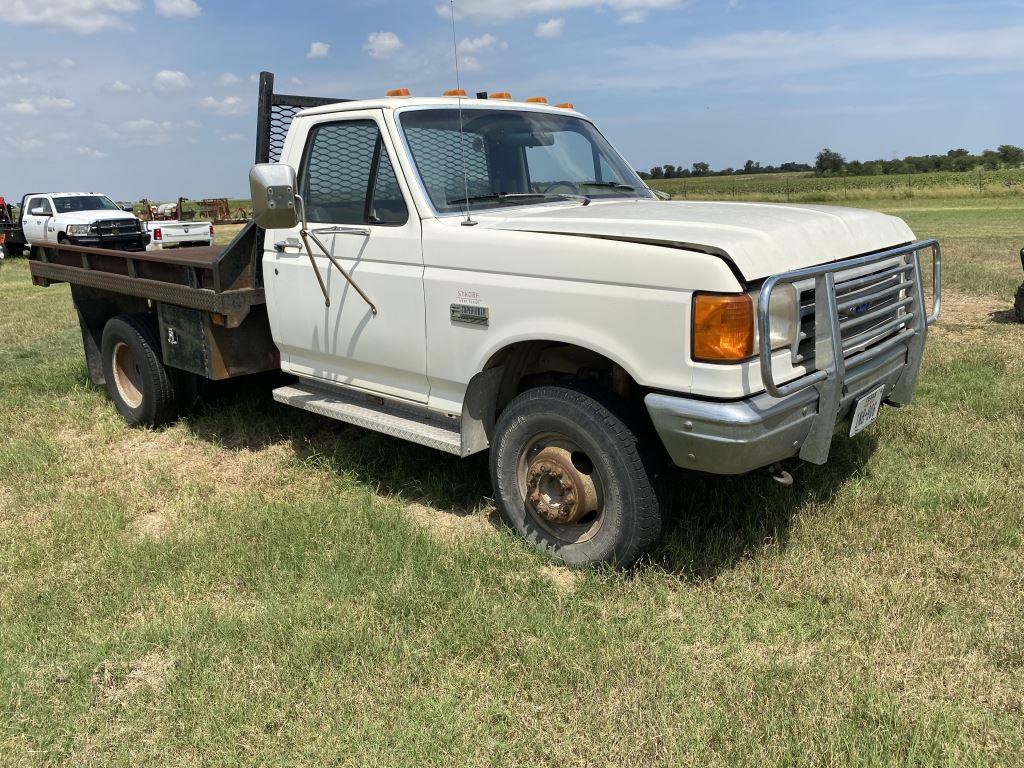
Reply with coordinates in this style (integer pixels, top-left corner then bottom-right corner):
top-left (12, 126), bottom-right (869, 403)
top-left (757, 239), bottom-right (940, 463)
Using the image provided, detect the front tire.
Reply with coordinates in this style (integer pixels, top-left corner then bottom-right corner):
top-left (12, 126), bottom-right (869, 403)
top-left (490, 385), bottom-right (665, 568)
top-left (101, 314), bottom-right (179, 427)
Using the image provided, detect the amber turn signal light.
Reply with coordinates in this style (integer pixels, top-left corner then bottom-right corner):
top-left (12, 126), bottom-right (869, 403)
top-left (386, 88), bottom-right (411, 97)
top-left (692, 293), bottom-right (755, 362)
top-left (555, 102), bottom-right (575, 109)
top-left (443, 89), bottom-right (467, 97)
top-left (525, 96), bottom-right (548, 104)
top-left (489, 92), bottom-right (512, 100)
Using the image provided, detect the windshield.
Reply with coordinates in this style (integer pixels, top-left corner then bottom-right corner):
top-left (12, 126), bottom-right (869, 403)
top-left (398, 108), bottom-right (651, 214)
top-left (52, 195), bottom-right (121, 214)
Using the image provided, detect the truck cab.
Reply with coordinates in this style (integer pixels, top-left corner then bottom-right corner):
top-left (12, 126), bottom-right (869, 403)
top-left (20, 192), bottom-right (149, 251)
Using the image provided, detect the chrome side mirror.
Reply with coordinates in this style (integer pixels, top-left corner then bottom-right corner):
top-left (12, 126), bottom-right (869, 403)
top-left (250, 163), bottom-right (299, 229)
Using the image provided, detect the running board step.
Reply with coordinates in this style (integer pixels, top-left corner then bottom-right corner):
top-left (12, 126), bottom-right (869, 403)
top-left (272, 383), bottom-right (463, 455)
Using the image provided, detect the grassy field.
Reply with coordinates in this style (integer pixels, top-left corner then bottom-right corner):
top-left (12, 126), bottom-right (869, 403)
top-left (1, 200), bottom-right (1023, 766)
top-left (651, 168), bottom-right (1024, 204)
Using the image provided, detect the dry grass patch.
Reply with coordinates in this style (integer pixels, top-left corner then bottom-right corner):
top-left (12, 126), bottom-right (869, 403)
top-left (540, 564), bottom-right (582, 597)
top-left (91, 651), bottom-right (176, 704)
top-left (404, 501), bottom-right (497, 543)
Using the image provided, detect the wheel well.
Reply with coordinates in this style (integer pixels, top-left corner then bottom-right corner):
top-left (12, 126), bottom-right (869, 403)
top-left (487, 341), bottom-right (641, 414)
top-left (70, 285), bottom-right (152, 387)
top-left (458, 340), bottom-right (655, 458)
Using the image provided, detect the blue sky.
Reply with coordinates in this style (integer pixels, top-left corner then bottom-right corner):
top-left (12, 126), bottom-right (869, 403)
top-left (2, 0), bottom-right (1023, 201)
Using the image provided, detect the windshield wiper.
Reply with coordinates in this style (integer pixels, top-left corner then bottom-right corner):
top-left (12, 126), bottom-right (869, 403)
top-left (447, 192), bottom-right (589, 207)
top-left (579, 181), bottom-right (635, 191)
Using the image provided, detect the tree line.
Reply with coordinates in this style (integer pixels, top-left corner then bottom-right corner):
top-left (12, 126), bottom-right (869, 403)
top-left (638, 144), bottom-right (1024, 180)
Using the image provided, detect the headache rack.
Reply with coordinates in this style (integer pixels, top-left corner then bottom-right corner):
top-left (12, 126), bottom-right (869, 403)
top-left (758, 240), bottom-right (941, 462)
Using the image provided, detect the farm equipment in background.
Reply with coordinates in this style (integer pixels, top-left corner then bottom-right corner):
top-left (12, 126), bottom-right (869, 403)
top-left (137, 198), bottom-right (197, 222)
top-left (0, 196), bottom-right (28, 258)
top-left (197, 198), bottom-right (249, 225)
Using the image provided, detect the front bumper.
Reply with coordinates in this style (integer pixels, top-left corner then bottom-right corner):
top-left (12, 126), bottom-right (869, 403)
top-left (647, 342), bottom-right (911, 475)
top-left (648, 239), bottom-right (941, 476)
top-left (68, 233), bottom-right (150, 251)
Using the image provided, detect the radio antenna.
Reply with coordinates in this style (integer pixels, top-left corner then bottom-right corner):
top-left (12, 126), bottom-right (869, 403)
top-left (450, 0), bottom-right (476, 226)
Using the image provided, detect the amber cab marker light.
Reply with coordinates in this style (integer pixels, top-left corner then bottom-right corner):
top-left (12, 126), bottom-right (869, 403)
top-left (386, 88), bottom-right (411, 97)
top-left (692, 293), bottom-right (755, 362)
top-left (555, 102), bottom-right (575, 110)
top-left (525, 96), bottom-right (548, 104)
top-left (489, 92), bottom-right (512, 100)
top-left (443, 89), bottom-right (468, 97)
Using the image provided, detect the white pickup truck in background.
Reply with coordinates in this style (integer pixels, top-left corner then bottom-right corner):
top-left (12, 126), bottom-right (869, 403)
top-left (18, 192), bottom-right (150, 251)
top-left (143, 219), bottom-right (214, 251)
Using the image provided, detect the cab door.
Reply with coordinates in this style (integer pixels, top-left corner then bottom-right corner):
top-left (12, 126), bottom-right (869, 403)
top-left (21, 197), bottom-right (53, 244)
top-left (264, 112), bottom-right (429, 404)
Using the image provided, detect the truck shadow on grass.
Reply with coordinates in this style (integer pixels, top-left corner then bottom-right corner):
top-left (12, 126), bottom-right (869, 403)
top-left (182, 375), bottom-right (879, 580)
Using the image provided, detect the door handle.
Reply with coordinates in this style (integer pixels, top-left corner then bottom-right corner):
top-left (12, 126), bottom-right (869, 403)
top-left (312, 226), bottom-right (371, 237)
top-left (274, 237), bottom-right (302, 252)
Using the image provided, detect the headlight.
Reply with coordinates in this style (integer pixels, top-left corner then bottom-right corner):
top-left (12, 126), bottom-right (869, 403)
top-left (692, 293), bottom-right (755, 362)
top-left (66, 224), bottom-right (93, 236)
top-left (750, 283), bottom-right (800, 352)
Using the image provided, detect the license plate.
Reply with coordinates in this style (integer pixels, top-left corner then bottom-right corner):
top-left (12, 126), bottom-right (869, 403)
top-left (849, 385), bottom-right (885, 437)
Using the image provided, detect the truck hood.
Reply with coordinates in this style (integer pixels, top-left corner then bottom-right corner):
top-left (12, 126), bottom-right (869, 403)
top-left (478, 200), bottom-right (915, 281)
top-left (57, 210), bottom-right (137, 225)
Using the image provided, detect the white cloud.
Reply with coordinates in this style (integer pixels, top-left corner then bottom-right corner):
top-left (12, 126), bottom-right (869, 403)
top-left (154, 0), bottom-right (201, 17)
top-left (364, 32), bottom-right (403, 59)
top-left (200, 95), bottom-right (245, 115)
top-left (441, 0), bottom-right (680, 24)
top-left (154, 70), bottom-right (191, 91)
top-left (219, 132), bottom-right (246, 142)
top-left (455, 33), bottom-right (503, 71)
top-left (59, 58), bottom-right (78, 69)
top-left (100, 117), bottom-right (199, 147)
top-left (219, 72), bottom-right (242, 86)
top-left (11, 137), bottom-right (45, 151)
top-left (588, 25), bottom-right (1024, 92)
top-left (307, 41), bottom-right (331, 59)
top-left (535, 18), bottom-right (565, 37)
top-left (460, 33), bottom-right (499, 53)
top-left (289, 77), bottom-right (305, 87)
top-left (5, 96), bottom-right (76, 115)
top-left (0, 73), bottom-right (32, 90)
top-left (6, 0), bottom-right (141, 33)
top-left (104, 80), bottom-right (133, 92)
top-left (77, 146), bottom-right (108, 159)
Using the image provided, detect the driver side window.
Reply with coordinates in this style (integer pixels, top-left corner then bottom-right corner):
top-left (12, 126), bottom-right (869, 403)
top-left (29, 198), bottom-right (53, 215)
top-left (299, 120), bottom-right (409, 226)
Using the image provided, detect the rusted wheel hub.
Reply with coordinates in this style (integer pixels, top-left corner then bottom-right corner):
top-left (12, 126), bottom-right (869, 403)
top-left (525, 446), bottom-right (598, 525)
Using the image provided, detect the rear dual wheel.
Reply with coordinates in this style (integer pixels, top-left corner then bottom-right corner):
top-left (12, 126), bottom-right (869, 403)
top-left (490, 385), bottom-right (667, 568)
top-left (101, 314), bottom-right (180, 427)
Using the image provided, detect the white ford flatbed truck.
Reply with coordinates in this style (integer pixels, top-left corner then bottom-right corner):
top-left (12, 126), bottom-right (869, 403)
top-left (27, 73), bottom-right (941, 567)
